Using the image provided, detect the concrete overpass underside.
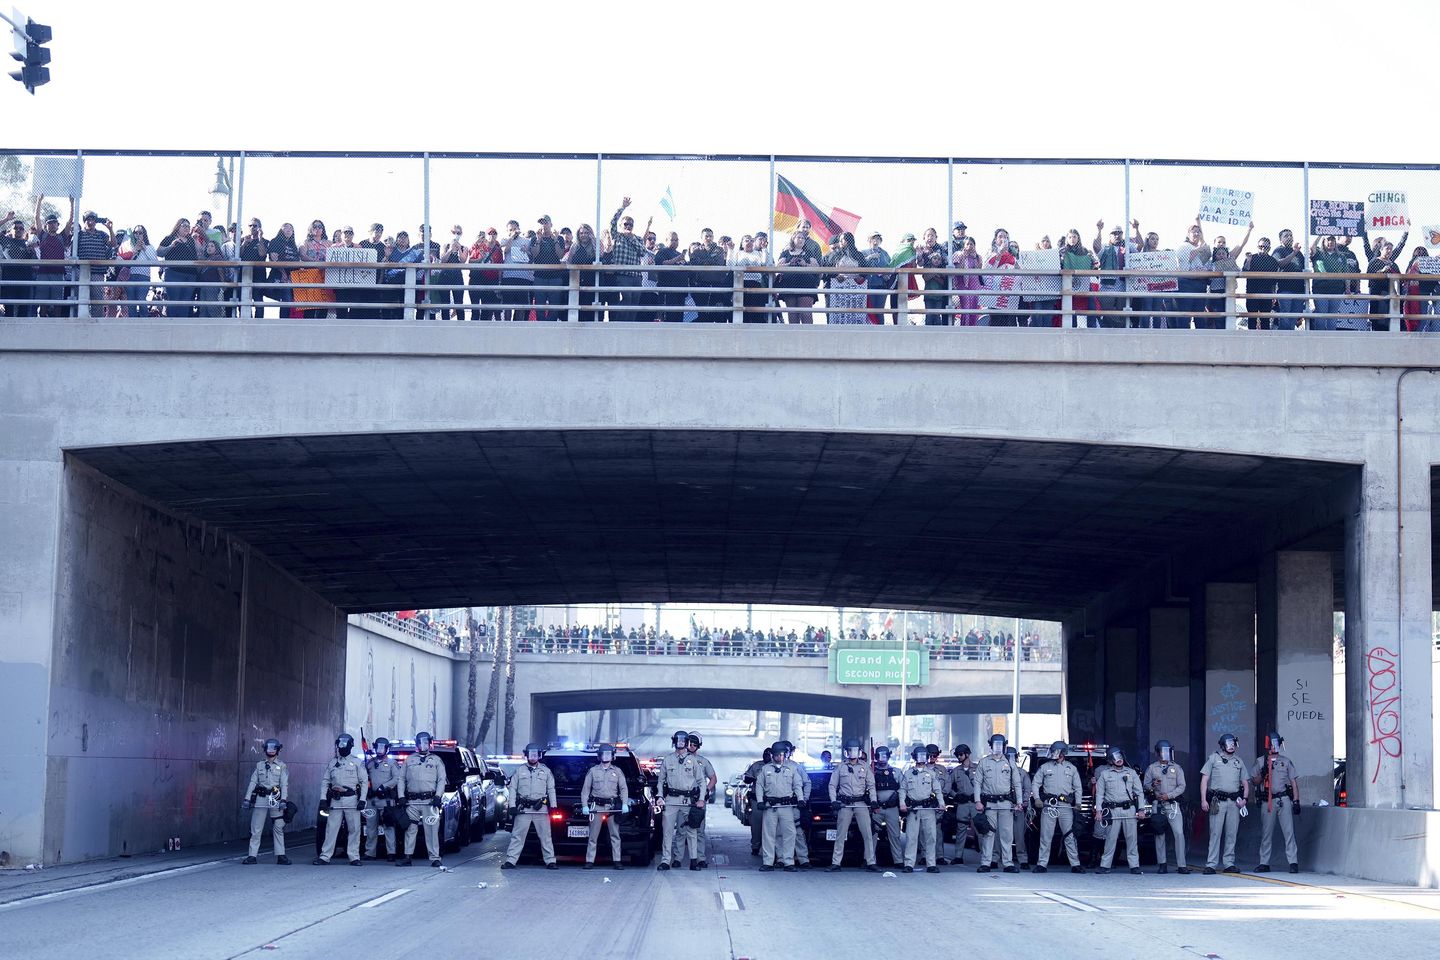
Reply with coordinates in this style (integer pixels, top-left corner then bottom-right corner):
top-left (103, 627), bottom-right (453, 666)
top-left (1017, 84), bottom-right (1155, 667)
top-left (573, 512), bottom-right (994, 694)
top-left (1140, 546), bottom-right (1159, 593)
top-left (68, 429), bottom-right (1363, 621)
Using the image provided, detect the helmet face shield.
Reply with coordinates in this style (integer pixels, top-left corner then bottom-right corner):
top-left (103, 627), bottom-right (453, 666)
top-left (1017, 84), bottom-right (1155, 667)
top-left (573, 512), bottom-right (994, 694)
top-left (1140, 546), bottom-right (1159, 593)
top-left (1155, 740), bottom-right (1172, 762)
top-left (874, 746), bottom-right (890, 763)
top-left (374, 737), bottom-right (390, 757)
top-left (416, 732), bottom-right (433, 753)
top-left (1107, 746), bottom-right (1124, 765)
top-left (597, 743), bottom-right (615, 763)
top-left (672, 730), bottom-right (689, 750)
top-left (1049, 741), bottom-right (1067, 761)
top-left (263, 738), bottom-right (281, 757)
top-left (989, 735), bottom-right (1006, 755)
top-left (335, 734), bottom-right (354, 757)
top-left (1219, 734), bottom-right (1238, 753)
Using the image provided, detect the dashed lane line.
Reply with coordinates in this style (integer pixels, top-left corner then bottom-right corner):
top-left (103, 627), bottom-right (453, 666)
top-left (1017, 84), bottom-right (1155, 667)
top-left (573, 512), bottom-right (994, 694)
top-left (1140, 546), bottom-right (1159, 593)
top-left (358, 888), bottom-right (412, 909)
top-left (1034, 890), bottom-right (1102, 913)
top-left (720, 891), bottom-right (742, 911)
top-left (0, 860), bottom-right (226, 912)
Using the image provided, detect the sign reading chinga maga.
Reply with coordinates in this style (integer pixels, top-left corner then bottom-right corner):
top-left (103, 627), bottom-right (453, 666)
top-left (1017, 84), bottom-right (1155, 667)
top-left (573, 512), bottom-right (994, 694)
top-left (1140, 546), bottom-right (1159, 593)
top-left (832, 648), bottom-right (925, 686)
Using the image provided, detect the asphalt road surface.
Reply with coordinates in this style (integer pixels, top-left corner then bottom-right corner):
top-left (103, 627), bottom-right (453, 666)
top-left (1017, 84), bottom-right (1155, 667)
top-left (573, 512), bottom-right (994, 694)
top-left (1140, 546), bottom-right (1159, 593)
top-left (4, 719), bottom-right (1438, 960)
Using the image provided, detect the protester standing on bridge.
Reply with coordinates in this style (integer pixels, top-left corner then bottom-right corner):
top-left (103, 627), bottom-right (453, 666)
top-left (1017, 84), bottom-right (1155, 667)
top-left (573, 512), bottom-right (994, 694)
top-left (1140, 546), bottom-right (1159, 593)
top-left (1200, 224), bottom-right (1253, 329)
top-left (756, 740), bottom-right (805, 871)
top-left (1199, 733), bottom-right (1250, 874)
top-left (242, 737), bottom-right (290, 865)
top-left (156, 216), bottom-right (198, 318)
top-left (1362, 230), bottom-right (1408, 331)
top-left (776, 231), bottom-right (819, 324)
top-left (898, 744), bottom-right (945, 872)
top-left (1091, 222), bottom-right (1131, 327)
top-left (1251, 732), bottom-right (1301, 874)
top-left (1093, 745), bottom-right (1143, 874)
top-left (656, 729), bottom-right (706, 870)
top-left (826, 738), bottom-right (878, 872)
top-left (314, 733), bottom-right (368, 866)
top-left (580, 743), bottom-right (629, 870)
top-left (364, 737), bottom-right (401, 862)
top-left (0, 212), bottom-right (36, 319)
top-left (1144, 739), bottom-right (1189, 874)
top-left (943, 744), bottom-right (976, 865)
top-left (1031, 741), bottom-right (1084, 874)
top-left (974, 733), bottom-right (1021, 872)
top-left (502, 742), bottom-right (558, 869)
top-left (678, 732), bottom-right (717, 869)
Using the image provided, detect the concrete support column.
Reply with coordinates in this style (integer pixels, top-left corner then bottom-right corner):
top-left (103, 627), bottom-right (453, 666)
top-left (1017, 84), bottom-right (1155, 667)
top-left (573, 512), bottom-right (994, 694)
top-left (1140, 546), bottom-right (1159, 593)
top-left (1343, 455), bottom-right (1434, 809)
top-left (0, 459), bottom-right (62, 865)
top-left (867, 697), bottom-right (889, 744)
top-left (1203, 583), bottom-right (1257, 758)
top-left (1147, 607), bottom-right (1191, 764)
top-left (779, 712), bottom-right (794, 744)
top-left (1103, 626), bottom-right (1139, 750)
top-left (1061, 616), bottom-right (1102, 743)
top-left (1257, 551), bottom-right (1335, 801)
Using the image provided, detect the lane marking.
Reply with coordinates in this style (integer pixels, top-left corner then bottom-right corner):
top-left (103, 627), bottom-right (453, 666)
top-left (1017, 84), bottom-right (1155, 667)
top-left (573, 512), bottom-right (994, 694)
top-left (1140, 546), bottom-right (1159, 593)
top-left (720, 891), bottom-right (742, 911)
top-left (359, 888), bottom-right (412, 909)
top-left (1224, 871), bottom-right (1440, 916)
top-left (0, 860), bottom-right (225, 912)
top-left (1034, 890), bottom-right (1102, 913)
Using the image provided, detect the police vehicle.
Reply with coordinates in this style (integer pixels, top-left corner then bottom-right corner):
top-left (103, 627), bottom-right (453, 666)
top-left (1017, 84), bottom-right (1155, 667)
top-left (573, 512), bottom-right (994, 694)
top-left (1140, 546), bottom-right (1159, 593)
top-left (318, 738), bottom-right (504, 858)
top-left (499, 743), bottom-right (661, 866)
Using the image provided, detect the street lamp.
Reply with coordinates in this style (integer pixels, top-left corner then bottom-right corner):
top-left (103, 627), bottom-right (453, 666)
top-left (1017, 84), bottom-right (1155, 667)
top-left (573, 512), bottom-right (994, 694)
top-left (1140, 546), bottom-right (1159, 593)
top-left (208, 158), bottom-right (231, 220)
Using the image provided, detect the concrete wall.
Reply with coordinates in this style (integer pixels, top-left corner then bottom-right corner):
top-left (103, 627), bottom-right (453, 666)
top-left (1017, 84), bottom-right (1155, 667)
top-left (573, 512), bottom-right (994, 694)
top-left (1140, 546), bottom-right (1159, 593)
top-left (344, 616), bottom-right (457, 743)
top-left (41, 463), bottom-right (344, 863)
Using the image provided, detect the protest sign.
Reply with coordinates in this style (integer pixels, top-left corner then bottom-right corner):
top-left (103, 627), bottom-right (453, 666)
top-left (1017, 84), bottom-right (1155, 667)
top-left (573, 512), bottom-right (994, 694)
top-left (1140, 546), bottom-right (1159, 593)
top-left (1126, 250), bottom-right (1180, 292)
top-left (1366, 190), bottom-right (1409, 230)
top-left (1017, 249), bottom-right (1060, 300)
top-left (982, 266), bottom-right (1019, 313)
top-left (1310, 199), bottom-right (1364, 237)
top-left (1420, 224), bottom-right (1440, 247)
top-left (1416, 257), bottom-right (1440, 275)
top-left (32, 156), bottom-right (85, 198)
top-left (1198, 186), bottom-right (1254, 226)
top-left (324, 245), bottom-right (377, 285)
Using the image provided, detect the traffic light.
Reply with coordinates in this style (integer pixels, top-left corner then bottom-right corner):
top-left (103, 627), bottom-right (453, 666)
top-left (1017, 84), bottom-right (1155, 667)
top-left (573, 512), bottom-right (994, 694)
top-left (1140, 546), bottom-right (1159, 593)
top-left (9, 18), bottom-right (52, 94)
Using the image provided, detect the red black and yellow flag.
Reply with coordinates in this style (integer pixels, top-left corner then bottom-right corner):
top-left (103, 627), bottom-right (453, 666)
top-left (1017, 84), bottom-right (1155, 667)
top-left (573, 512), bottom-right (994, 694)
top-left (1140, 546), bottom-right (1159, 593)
top-left (774, 174), bottom-right (861, 253)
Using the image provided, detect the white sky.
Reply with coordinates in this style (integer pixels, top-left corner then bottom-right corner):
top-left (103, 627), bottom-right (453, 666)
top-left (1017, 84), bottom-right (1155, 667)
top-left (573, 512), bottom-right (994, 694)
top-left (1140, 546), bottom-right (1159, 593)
top-left (9, 3), bottom-right (1440, 248)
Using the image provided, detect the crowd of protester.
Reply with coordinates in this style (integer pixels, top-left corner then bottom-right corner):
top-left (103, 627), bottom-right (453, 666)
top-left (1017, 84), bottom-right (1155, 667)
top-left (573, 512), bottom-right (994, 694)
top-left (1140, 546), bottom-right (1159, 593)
top-left (4, 199), bottom-right (1433, 331)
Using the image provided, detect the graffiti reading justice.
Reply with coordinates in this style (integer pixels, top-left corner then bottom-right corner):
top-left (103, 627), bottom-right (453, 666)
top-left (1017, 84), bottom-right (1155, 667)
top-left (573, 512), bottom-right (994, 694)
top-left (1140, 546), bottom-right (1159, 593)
top-left (1365, 645), bottom-right (1402, 783)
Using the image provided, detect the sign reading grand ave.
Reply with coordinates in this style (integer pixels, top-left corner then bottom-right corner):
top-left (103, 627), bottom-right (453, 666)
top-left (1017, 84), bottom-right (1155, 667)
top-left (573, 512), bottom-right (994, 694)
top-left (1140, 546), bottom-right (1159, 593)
top-left (832, 648), bottom-right (926, 686)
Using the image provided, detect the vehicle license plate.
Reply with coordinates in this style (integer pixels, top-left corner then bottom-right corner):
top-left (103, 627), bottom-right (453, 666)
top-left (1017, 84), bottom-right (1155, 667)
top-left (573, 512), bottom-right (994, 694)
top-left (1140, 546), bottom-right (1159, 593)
top-left (567, 825), bottom-right (589, 838)
top-left (825, 829), bottom-right (837, 841)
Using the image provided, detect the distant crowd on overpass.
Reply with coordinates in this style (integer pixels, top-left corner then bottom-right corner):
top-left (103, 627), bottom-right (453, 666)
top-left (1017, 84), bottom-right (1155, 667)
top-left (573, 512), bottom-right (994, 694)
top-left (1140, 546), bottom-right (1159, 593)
top-left (2, 202), bottom-right (1436, 331)
top-left (366, 612), bottom-right (1056, 662)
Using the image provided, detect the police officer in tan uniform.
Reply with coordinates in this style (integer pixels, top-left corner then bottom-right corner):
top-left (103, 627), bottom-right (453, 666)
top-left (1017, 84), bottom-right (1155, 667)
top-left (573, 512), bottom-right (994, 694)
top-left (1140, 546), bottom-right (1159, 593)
top-left (400, 731), bottom-right (450, 868)
top-left (1031, 741), bottom-right (1085, 873)
top-left (1094, 745), bottom-right (1144, 874)
top-left (242, 737), bottom-right (290, 865)
top-left (314, 733), bottom-right (368, 866)
top-left (899, 744), bottom-right (945, 873)
top-left (1144, 739), bottom-right (1190, 874)
top-left (502, 742), bottom-right (558, 869)
top-left (756, 741), bottom-right (806, 872)
top-left (1199, 733), bottom-right (1250, 874)
top-left (680, 733), bottom-right (718, 869)
top-left (744, 747), bottom-right (773, 857)
top-left (826, 738), bottom-right (878, 872)
top-left (363, 737), bottom-right (401, 861)
top-left (1251, 731), bottom-right (1301, 874)
top-left (974, 734), bottom-right (1021, 873)
top-left (1004, 746), bottom-right (1033, 870)
top-left (944, 744), bottom-right (975, 866)
top-left (580, 742), bottom-right (629, 870)
top-left (780, 740), bottom-right (813, 867)
top-left (656, 730), bottom-right (705, 871)
top-left (871, 745), bottom-right (905, 865)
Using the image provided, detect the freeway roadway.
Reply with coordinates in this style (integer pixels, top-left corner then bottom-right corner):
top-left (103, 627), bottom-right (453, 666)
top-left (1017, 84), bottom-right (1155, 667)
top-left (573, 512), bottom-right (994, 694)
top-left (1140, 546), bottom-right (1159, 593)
top-left (3, 719), bottom-right (1438, 960)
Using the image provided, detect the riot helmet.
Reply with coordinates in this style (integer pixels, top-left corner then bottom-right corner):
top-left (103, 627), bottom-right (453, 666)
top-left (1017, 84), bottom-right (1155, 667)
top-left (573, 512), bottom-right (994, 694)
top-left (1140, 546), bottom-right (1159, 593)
top-left (770, 741), bottom-right (790, 762)
top-left (1107, 745), bottom-right (1125, 766)
top-left (911, 744), bottom-right (927, 764)
top-left (843, 738), bottom-right (863, 761)
top-left (596, 743), bottom-right (615, 764)
top-left (523, 742), bottom-right (544, 764)
top-left (263, 738), bottom-right (282, 757)
top-left (672, 730), bottom-right (690, 750)
top-left (1265, 731), bottom-right (1284, 753)
top-left (1004, 746), bottom-right (1019, 762)
top-left (686, 733), bottom-right (703, 751)
top-left (415, 731), bottom-right (433, 754)
top-left (925, 743), bottom-right (941, 762)
top-left (761, 747), bottom-right (774, 763)
top-left (954, 744), bottom-right (971, 761)
top-left (779, 740), bottom-right (796, 753)
top-left (874, 745), bottom-right (891, 764)
top-left (1218, 733), bottom-right (1238, 754)
top-left (1049, 741), bottom-right (1067, 761)
top-left (335, 733), bottom-right (354, 757)
top-left (988, 733), bottom-right (1007, 755)
top-left (1154, 739), bottom-right (1173, 762)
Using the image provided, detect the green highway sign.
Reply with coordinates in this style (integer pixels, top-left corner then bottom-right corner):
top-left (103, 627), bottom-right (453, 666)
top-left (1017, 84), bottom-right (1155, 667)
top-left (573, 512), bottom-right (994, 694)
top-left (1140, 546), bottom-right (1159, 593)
top-left (832, 647), bottom-right (925, 686)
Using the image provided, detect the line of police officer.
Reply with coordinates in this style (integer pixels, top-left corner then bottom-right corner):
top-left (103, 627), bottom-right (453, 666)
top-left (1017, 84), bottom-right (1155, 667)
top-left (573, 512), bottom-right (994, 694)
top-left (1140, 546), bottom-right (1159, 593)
top-left (750, 729), bottom-right (1303, 876)
top-left (241, 730), bottom-right (450, 869)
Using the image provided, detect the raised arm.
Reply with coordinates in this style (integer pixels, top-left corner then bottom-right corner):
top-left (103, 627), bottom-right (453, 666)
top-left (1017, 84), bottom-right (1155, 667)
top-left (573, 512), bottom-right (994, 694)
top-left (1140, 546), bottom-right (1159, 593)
top-left (1092, 220), bottom-right (1105, 255)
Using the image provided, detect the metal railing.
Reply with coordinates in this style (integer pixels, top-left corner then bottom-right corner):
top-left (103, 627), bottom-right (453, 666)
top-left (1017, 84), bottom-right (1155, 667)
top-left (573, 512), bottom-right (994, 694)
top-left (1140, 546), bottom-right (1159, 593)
top-left (3, 258), bottom-right (1437, 331)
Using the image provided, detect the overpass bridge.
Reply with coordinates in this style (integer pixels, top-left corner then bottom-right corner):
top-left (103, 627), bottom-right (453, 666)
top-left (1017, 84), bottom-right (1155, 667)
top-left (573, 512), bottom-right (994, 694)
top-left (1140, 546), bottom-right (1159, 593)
top-left (2, 320), bottom-right (1437, 884)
